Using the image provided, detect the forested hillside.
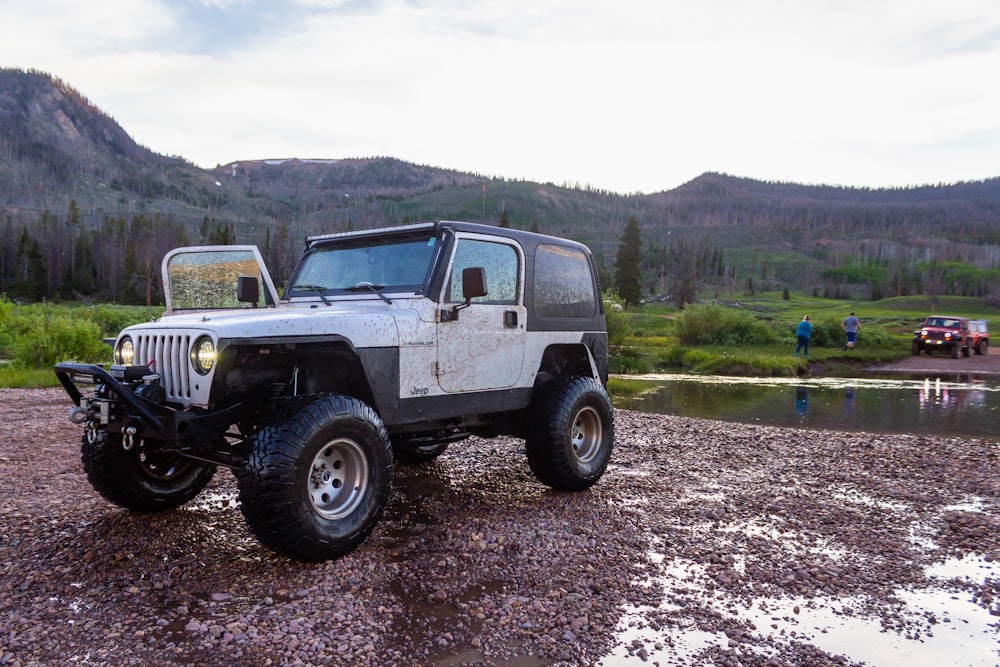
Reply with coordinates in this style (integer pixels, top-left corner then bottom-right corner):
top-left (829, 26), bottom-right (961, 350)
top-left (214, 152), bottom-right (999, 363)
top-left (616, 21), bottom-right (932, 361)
top-left (3, 68), bottom-right (1000, 306)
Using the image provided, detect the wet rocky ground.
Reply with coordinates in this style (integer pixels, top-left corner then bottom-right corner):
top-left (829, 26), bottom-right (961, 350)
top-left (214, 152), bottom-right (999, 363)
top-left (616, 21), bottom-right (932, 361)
top-left (0, 387), bottom-right (998, 666)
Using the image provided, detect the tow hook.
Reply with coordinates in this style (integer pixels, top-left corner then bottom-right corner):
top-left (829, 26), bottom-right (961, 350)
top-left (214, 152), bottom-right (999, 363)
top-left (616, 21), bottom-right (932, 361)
top-left (84, 419), bottom-right (100, 445)
top-left (123, 425), bottom-right (139, 451)
top-left (68, 406), bottom-right (87, 424)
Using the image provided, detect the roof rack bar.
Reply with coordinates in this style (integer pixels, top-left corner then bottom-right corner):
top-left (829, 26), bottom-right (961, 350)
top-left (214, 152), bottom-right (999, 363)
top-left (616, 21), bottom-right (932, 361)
top-left (306, 221), bottom-right (438, 244)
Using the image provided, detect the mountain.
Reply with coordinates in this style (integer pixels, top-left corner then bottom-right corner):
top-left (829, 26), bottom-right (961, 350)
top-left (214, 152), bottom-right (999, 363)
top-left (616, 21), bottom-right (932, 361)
top-left (0, 69), bottom-right (267, 222)
top-left (3, 67), bottom-right (1000, 304)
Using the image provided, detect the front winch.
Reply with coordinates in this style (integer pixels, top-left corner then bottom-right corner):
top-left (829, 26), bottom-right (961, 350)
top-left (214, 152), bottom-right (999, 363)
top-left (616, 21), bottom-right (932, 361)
top-left (135, 374), bottom-right (166, 405)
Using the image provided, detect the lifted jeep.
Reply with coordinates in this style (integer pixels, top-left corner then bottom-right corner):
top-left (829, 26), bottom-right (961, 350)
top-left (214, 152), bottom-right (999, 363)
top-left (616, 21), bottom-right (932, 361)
top-left (55, 221), bottom-right (613, 561)
top-left (911, 315), bottom-right (971, 358)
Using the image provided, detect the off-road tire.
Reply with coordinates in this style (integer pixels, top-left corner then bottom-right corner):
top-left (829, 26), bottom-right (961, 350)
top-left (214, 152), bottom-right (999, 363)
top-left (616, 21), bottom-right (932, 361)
top-left (911, 341), bottom-right (921, 355)
top-left (392, 441), bottom-right (449, 465)
top-left (951, 344), bottom-right (960, 359)
top-left (526, 376), bottom-right (614, 491)
top-left (81, 431), bottom-right (216, 511)
top-left (976, 340), bottom-right (989, 356)
top-left (238, 394), bottom-right (393, 561)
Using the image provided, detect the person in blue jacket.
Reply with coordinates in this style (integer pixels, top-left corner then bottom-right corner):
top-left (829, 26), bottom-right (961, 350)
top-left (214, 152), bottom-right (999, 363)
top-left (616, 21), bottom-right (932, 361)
top-left (794, 315), bottom-right (812, 358)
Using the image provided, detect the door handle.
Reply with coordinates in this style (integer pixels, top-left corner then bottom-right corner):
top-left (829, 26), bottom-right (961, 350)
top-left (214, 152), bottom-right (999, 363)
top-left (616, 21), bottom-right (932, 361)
top-left (503, 310), bottom-right (518, 328)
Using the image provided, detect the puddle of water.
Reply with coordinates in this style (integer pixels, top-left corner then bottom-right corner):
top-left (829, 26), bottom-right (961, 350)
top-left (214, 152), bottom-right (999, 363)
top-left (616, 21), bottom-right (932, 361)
top-left (598, 491), bottom-right (1000, 667)
top-left (715, 518), bottom-right (796, 542)
top-left (944, 498), bottom-right (991, 513)
top-left (926, 553), bottom-right (998, 581)
top-left (612, 373), bottom-right (1000, 440)
top-left (183, 490), bottom-right (239, 512)
top-left (831, 487), bottom-right (909, 512)
top-left (598, 553), bottom-right (1000, 667)
top-left (737, 591), bottom-right (997, 667)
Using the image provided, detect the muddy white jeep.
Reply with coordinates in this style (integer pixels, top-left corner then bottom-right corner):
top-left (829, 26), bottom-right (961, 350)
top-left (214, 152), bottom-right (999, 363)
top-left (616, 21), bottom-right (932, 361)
top-left (55, 221), bottom-right (613, 561)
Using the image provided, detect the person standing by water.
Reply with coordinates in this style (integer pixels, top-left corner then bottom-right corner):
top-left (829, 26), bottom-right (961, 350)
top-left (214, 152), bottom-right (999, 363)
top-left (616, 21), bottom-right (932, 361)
top-left (794, 315), bottom-right (812, 358)
top-left (841, 312), bottom-right (861, 350)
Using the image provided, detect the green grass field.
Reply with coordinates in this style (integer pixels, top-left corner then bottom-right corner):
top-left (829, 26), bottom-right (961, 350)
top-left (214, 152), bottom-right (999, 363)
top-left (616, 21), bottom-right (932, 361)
top-left (606, 293), bottom-right (997, 376)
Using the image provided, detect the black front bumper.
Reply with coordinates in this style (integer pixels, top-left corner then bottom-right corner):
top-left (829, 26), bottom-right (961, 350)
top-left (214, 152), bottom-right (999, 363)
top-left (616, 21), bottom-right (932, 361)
top-left (55, 362), bottom-right (168, 433)
top-left (54, 362), bottom-right (246, 447)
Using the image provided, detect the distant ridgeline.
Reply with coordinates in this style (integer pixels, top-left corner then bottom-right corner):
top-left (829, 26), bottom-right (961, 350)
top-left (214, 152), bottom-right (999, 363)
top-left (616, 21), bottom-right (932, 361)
top-left (2, 67), bottom-right (1000, 305)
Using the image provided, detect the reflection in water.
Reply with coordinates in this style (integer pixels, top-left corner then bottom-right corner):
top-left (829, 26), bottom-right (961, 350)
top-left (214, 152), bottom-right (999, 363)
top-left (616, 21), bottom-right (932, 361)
top-left (613, 374), bottom-right (1000, 439)
top-left (794, 386), bottom-right (808, 421)
top-left (842, 387), bottom-right (855, 424)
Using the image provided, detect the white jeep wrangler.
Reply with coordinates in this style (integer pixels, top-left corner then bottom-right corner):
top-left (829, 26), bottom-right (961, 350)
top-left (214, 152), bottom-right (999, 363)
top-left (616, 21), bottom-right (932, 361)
top-left (56, 221), bottom-right (613, 561)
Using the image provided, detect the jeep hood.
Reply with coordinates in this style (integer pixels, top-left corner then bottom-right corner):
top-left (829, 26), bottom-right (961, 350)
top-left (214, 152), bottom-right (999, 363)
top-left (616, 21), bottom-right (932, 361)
top-left (121, 302), bottom-right (412, 347)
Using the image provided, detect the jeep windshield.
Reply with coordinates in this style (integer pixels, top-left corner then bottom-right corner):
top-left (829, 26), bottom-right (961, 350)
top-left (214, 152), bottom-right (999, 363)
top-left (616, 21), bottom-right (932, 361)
top-left (287, 231), bottom-right (438, 299)
top-left (164, 246), bottom-right (278, 311)
top-left (926, 318), bottom-right (961, 328)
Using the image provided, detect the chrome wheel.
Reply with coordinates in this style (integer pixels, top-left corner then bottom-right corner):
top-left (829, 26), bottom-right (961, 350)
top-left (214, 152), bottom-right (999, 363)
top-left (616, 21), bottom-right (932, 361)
top-left (308, 437), bottom-right (368, 520)
top-left (570, 406), bottom-right (603, 464)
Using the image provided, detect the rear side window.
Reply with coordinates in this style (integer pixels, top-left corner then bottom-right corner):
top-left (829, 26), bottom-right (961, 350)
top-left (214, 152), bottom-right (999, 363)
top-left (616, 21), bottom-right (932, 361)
top-left (533, 244), bottom-right (596, 318)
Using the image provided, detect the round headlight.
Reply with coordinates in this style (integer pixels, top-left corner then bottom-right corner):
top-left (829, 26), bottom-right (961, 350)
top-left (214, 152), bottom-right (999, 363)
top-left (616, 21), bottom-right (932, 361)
top-left (191, 336), bottom-right (217, 375)
top-left (115, 336), bottom-right (134, 365)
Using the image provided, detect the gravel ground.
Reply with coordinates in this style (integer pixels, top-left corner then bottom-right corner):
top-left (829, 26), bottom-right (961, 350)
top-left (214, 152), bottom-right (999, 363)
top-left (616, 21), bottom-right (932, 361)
top-left (1, 387), bottom-right (998, 666)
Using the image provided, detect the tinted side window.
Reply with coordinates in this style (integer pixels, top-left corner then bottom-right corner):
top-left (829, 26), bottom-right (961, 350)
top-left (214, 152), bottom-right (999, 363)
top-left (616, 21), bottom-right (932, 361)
top-left (533, 244), bottom-right (596, 318)
top-left (446, 239), bottom-right (519, 305)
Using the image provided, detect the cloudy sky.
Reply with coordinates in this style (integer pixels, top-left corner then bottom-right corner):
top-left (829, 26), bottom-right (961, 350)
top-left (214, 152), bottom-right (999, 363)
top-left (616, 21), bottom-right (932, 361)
top-left (2, 0), bottom-right (998, 193)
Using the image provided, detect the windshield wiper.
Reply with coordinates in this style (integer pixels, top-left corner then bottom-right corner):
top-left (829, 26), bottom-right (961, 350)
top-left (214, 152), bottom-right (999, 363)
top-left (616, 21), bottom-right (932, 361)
top-left (290, 284), bottom-right (331, 306)
top-left (344, 281), bottom-right (393, 304)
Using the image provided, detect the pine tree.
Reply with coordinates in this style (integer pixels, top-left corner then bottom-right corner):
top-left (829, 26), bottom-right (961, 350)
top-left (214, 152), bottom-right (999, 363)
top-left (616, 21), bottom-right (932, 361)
top-left (498, 210), bottom-right (511, 228)
top-left (671, 245), bottom-right (698, 309)
top-left (614, 217), bottom-right (643, 309)
top-left (26, 239), bottom-right (48, 300)
top-left (14, 227), bottom-right (31, 287)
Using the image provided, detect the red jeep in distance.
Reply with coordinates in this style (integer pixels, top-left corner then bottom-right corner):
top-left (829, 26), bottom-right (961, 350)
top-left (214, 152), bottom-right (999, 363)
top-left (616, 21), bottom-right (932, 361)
top-left (912, 315), bottom-right (972, 358)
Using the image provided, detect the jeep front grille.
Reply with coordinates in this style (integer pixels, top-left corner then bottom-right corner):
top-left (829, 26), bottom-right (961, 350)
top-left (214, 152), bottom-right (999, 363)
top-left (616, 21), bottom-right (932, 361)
top-left (132, 333), bottom-right (193, 401)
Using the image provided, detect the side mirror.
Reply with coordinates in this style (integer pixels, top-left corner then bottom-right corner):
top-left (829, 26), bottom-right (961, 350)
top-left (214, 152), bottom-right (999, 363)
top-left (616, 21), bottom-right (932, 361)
top-left (462, 267), bottom-right (487, 301)
top-left (237, 275), bottom-right (260, 307)
top-left (442, 267), bottom-right (488, 322)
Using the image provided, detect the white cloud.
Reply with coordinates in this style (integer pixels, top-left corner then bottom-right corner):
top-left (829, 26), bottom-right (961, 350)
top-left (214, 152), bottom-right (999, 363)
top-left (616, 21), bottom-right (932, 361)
top-left (1, 0), bottom-right (998, 192)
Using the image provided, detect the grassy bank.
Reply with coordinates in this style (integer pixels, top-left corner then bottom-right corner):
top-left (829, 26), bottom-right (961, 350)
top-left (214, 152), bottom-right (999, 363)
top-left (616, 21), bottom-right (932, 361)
top-left (606, 293), bottom-right (1000, 377)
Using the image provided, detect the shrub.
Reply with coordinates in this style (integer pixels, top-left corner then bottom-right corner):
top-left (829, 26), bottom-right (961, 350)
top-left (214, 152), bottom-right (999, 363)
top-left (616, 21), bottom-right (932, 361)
top-left (0, 302), bottom-right (161, 369)
top-left (674, 303), bottom-right (778, 347)
top-left (0, 297), bottom-right (12, 356)
top-left (608, 347), bottom-right (652, 374)
top-left (10, 314), bottom-right (108, 368)
top-left (803, 318), bottom-right (897, 349)
top-left (808, 319), bottom-right (842, 347)
top-left (88, 305), bottom-right (161, 339)
top-left (655, 346), bottom-right (687, 367)
top-left (603, 300), bottom-right (633, 347)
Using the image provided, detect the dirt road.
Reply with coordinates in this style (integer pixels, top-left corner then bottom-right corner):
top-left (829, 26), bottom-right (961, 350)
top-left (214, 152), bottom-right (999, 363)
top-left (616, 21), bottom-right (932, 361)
top-left (869, 345), bottom-right (1000, 376)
